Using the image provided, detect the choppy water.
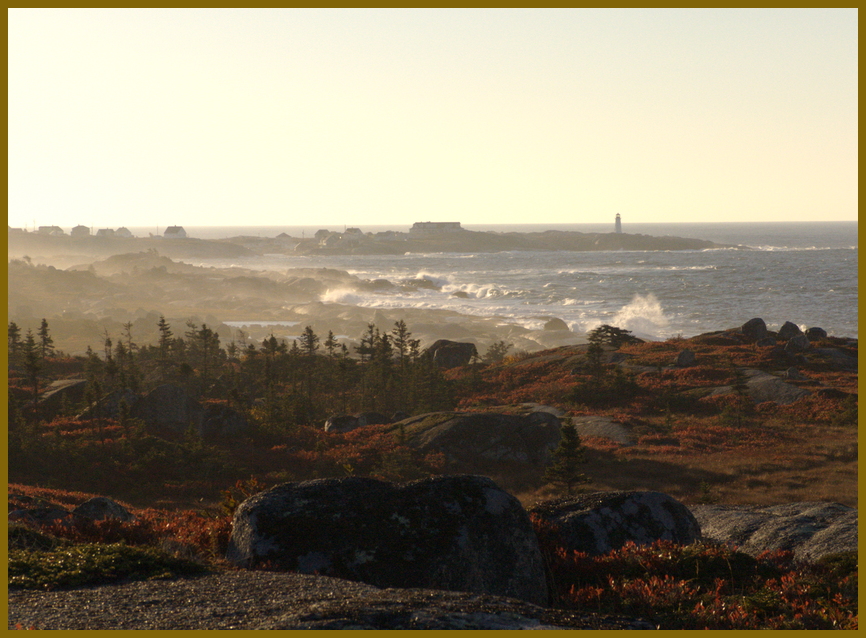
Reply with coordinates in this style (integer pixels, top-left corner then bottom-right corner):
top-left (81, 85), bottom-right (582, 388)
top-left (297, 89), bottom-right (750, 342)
top-left (135, 222), bottom-right (857, 340)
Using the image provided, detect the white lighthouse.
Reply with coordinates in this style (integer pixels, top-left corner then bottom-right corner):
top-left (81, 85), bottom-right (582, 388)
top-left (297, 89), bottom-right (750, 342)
top-left (615, 213), bottom-right (622, 234)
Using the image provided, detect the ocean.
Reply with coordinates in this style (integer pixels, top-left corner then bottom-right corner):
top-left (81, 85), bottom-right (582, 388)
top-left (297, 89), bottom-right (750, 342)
top-left (129, 222), bottom-right (858, 340)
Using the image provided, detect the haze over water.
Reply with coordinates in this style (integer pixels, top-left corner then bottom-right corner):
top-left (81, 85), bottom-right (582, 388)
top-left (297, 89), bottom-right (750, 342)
top-left (132, 222), bottom-right (856, 341)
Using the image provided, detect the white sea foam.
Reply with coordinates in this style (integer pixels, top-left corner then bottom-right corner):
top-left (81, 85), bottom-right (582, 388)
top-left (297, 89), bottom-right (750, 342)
top-left (596, 293), bottom-right (672, 340)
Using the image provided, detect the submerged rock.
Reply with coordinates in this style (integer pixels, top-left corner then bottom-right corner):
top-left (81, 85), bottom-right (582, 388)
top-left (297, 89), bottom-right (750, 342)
top-left (226, 475), bottom-right (548, 606)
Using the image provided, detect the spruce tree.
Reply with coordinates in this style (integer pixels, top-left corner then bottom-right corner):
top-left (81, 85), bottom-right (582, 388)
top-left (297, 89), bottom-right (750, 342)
top-left (22, 330), bottom-right (41, 407)
top-left (38, 318), bottom-right (54, 360)
top-left (8, 321), bottom-right (22, 366)
top-left (543, 423), bottom-right (590, 496)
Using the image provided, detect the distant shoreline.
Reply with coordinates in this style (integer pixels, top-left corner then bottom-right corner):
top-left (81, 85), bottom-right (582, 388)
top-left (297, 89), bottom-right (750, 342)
top-left (9, 226), bottom-right (732, 259)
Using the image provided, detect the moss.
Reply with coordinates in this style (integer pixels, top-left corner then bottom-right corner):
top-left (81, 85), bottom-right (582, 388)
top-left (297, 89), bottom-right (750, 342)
top-left (8, 542), bottom-right (211, 590)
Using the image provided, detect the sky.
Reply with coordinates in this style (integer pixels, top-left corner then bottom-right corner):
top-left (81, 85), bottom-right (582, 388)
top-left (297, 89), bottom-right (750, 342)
top-left (8, 8), bottom-right (858, 230)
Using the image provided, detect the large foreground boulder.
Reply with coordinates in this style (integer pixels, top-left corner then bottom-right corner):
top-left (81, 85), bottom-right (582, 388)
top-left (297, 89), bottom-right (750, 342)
top-left (690, 502), bottom-right (857, 563)
top-left (391, 411), bottom-right (561, 469)
top-left (225, 475), bottom-right (547, 606)
top-left (529, 491), bottom-right (701, 556)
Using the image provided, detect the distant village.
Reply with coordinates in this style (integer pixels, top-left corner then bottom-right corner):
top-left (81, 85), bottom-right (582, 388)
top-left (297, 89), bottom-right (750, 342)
top-left (7, 224), bottom-right (188, 239)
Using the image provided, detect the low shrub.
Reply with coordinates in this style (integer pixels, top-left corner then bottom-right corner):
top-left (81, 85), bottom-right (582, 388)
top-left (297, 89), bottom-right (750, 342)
top-left (8, 543), bottom-right (211, 591)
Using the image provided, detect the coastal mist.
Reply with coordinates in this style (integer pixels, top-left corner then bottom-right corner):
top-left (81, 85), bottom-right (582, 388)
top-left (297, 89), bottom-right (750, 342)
top-left (170, 222), bottom-right (857, 342)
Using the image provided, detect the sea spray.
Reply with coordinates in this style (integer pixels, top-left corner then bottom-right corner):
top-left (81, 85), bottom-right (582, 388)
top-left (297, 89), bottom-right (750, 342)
top-left (606, 294), bottom-right (671, 340)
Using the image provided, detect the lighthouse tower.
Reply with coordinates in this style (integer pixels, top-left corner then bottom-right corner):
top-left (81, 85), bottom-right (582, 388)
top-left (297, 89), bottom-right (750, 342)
top-left (615, 213), bottom-right (622, 234)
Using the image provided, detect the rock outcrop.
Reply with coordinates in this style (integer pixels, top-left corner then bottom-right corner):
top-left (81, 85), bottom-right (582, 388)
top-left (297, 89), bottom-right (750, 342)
top-left (37, 379), bottom-right (87, 419)
top-left (425, 340), bottom-right (478, 368)
top-left (390, 411), bottom-right (561, 469)
top-left (740, 318), bottom-right (768, 341)
top-left (542, 317), bottom-right (570, 332)
top-left (690, 502), bottom-right (857, 563)
top-left (529, 491), bottom-right (701, 556)
top-left (8, 571), bottom-right (654, 630)
top-left (777, 321), bottom-right (803, 340)
top-left (132, 384), bottom-right (204, 433)
top-left (708, 368), bottom-right (811, 405)
top-left (72, 497), bottom-right (134, 522)
top-left (226, 475), bottom-right (548, 606)
top-left (131, 384), bottom-right (250, 438)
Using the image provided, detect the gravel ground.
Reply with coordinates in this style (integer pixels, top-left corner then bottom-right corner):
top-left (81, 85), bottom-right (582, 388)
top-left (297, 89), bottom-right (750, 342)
top-left (8, 571), bottom-right (655, 630)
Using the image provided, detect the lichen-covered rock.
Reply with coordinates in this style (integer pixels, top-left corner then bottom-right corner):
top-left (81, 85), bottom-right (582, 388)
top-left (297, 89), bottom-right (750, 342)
top-left (72, 497), bottom-right (135, 522)
top-left (391, 411), bottom-right (561, 469)
top-left (529, 491), bottom-right (701, 556)
top-left (225, 475), bottom-right (548, 606)
top-left (690, 502), bottom-right (857, 563)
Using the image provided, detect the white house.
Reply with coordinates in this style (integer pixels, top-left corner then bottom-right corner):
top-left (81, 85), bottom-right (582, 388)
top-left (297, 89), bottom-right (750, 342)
top-left (163, 226), bottom-right (187, 239)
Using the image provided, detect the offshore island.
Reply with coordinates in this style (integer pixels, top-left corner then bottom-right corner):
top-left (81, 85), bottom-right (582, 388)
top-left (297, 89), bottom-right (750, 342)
top-left (8, 220), bottom-right (731, 262)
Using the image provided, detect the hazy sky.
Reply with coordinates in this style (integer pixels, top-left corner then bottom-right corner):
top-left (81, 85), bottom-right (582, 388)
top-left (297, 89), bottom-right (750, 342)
top-left (8, 8), bottom-right (858, 230)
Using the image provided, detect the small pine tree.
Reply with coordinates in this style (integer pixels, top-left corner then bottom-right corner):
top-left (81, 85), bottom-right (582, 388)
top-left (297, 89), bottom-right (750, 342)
top-left (38, 318), bottom-right (55, 360)
top-left (543, 423), bottom-right (590, 496)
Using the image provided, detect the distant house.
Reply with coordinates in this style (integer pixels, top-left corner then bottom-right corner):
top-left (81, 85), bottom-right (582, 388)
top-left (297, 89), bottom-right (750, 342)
top-left (70, 225), bottom-right (91, 237)
top-left (95, 228), bottom-right (115, 238)
top-left (37, 225), bottom-right (65, 236)
top-left (345, 227), bottom-right (363, 235)
top-left (314, 229), bottom-right (332, 241)
top-left (163, 226), bottom-right (187, 239)
top-left (410, 221), bottom-right (463, 235)
top-left (115, 227), bottom-right (133, 238)
top-left (8, 226), bottom-right (26, 234)
top-left (320, 234), bottom-right (342, 248)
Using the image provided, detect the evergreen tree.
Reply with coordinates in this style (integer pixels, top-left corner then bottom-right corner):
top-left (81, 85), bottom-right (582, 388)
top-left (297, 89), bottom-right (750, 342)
top-left (324, 330), bottom-right (338, 357)
top-left (299, 326), bottom-right (320, 357)
top-left (38, 318), bottom-right (54, 360)
top-left (21, 330), bottom-right (41, 407)
top-left (8, 321), bottom-right (22, 366)
top-left (483, 340), bottom-right (512, 364)
top-left (543, 423), bottom-right (590, 496)
top-left (157, 315), bottom-right (173, 378)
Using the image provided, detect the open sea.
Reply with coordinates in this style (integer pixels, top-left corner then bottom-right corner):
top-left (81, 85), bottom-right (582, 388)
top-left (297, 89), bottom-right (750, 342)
top-left (128, 222), bottom-right (858, 340)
